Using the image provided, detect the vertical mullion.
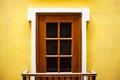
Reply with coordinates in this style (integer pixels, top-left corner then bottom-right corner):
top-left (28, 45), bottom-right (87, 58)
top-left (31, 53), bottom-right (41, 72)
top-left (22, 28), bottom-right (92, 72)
top-left (71, 22), bottom-right (73, 72)
top-left (58, 22), bottom-right (60, 72)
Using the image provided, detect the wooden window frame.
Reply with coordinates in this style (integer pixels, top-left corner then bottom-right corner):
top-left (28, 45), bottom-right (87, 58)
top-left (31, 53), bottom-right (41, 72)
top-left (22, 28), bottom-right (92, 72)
top-left (36, 14), bottom-right (82, 73)
top-left (28, 8), bottom-right (90, 80)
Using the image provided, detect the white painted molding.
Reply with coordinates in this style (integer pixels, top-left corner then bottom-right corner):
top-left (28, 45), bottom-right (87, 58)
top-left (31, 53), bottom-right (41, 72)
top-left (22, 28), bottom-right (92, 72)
top-left (28, 8), bottom-right (90, 80)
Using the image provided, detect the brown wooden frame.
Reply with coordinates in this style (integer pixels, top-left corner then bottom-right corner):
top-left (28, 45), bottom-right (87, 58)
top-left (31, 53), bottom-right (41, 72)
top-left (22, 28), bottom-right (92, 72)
top-left (36, 13), bottom-right (82, 73)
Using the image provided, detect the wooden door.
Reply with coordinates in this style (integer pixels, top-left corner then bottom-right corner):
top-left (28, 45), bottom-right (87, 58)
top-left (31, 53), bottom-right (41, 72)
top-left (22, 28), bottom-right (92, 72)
top-left (36, 13), bottom-right (82, 78)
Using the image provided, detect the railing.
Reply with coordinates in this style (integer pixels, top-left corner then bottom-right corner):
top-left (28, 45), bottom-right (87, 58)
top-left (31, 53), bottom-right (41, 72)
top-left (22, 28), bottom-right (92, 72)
top-left (21, 70), bottom-right (97, 80)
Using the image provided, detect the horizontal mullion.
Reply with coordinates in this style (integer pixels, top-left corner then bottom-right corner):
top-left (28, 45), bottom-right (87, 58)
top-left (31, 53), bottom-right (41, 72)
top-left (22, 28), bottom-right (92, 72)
top-left (46, 55), bottom-right (72, 57)
top-left (46, 55), bottom-right (58, 57)
top-left (46, 38), bottom-right (58, 40)
top-left (60, 38), bottom-right (72, 40)
top-left (60, 55), bottom-right (72, 57)
top-left (46, 38), bottom-right (72, 40)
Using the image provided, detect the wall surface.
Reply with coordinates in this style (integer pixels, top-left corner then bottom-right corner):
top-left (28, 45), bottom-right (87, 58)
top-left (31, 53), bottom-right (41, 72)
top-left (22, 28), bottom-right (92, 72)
top-left (0, 0), bottom-right (120, 80)
top-left (0, 0), bottom-right (31, 80)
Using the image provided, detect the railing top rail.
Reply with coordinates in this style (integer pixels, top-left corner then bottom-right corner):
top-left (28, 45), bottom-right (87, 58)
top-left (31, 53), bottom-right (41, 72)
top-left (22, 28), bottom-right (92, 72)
top-left (22, 70), bottom-right (97, 77)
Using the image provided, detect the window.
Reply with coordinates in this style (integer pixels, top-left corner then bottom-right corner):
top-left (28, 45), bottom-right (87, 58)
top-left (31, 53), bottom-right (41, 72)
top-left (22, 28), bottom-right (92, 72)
top-left (28, 8), bottom-right (90, 80)
top-left (36, 14), bottom-right (82, 73)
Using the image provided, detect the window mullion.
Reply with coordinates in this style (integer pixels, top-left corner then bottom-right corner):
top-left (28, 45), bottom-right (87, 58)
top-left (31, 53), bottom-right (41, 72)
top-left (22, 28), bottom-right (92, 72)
top-left (58, 22), bottom-right (60, 73)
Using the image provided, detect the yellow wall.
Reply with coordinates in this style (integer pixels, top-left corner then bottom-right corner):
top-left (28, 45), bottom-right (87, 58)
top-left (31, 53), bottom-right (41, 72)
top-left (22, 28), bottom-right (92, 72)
top-left (0, 0), bottom-right (31, 80)
top-left (0, 0), bottom-right (120, 80)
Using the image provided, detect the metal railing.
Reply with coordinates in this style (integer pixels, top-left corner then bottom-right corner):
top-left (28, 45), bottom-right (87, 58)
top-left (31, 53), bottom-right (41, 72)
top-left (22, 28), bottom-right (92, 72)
top-left (21, 70), bottom-right (97, 80)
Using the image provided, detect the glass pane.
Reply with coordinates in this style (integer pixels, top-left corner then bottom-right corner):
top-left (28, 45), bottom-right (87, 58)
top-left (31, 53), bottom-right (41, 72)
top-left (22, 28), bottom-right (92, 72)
top-left (60, 58), bottom-right (71, 72)
top-left (47, 58), bottom-right (58, 72)
top-left (46, 22), bottom-right (58, 38)
top-left (60, 22), bottom-right (71, 38)
top-left (46, 40), bottom-right (58, 55)
top-left (60, 40), bottom-right (71, 55)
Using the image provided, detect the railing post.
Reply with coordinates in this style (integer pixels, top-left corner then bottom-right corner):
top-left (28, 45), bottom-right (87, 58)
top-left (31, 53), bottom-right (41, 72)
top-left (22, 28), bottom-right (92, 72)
top-left (76, 77), bottom-right (78, 80)
top-left (52, 77), bottom-right (54, 80)
top-left (88, 76), bottom-right (90, 80)
top-left (92, 76), bottom-right (96, 80)
top-left (28, 76), bottom-right (30, 80)
top-left (81, 76), bottom-right (84, 80)
top-left (23, 76), bottom-right (26, 80)
top-left (64, 76), bottom-right (66, 80)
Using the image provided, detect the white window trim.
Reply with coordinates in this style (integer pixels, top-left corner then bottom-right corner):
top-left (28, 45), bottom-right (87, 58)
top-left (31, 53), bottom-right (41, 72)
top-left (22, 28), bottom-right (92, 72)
top-left (28, 8), bottom-right (90, 80)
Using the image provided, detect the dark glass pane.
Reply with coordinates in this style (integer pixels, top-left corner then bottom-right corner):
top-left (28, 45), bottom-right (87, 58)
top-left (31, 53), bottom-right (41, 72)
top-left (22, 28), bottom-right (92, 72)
top-left (60, 22), bottom-right (71, 38)
top-left (47, 58), bottom-right (58, 72)
top-left (46, 23), bottom-right (58, 38)
top-left (46, 40), bottom-right (58, 55)
top-left (60, 40), bottom-right (71, 55)
top-left (60, 58), bottom-right (71, 72)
